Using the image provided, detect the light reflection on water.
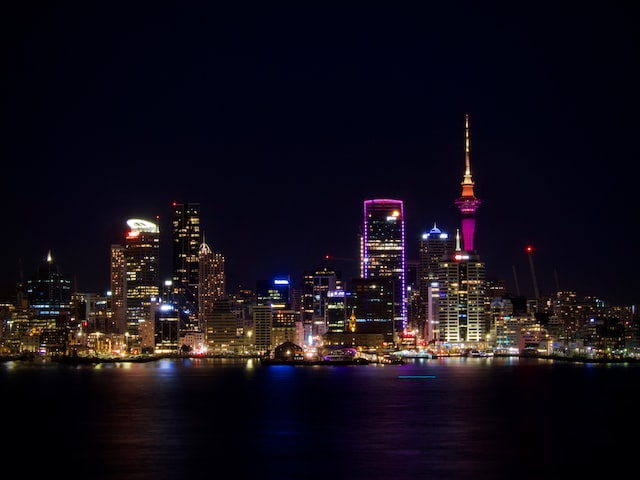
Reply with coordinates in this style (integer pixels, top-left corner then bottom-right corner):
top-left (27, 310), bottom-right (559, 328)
top-left (2, 357), bottom-right (637, 479)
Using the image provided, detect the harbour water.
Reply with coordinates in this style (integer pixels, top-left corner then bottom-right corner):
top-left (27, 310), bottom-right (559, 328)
top-left (2, 356), bottom-right (637, 479)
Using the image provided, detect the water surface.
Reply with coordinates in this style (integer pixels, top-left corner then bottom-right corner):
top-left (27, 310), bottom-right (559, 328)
top-left (2, 356), bottom-right (636, 479)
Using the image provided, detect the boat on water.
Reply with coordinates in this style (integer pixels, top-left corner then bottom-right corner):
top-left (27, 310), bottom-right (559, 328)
top-left (379, 354), bottom-right (405, 364)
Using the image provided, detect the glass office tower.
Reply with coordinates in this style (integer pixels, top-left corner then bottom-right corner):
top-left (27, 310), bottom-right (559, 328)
top-left (171, 202), bottom-right (201, 328)
top-left (362, 198), bottom-right (406, 340)
top-left (418, 224), bottom-right (455, 342)
top-left (124, 218), bottom-right (160, 340)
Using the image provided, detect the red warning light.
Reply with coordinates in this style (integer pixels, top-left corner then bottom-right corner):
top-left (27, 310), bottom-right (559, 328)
top-left (525, 245), bottom-right (534, 254)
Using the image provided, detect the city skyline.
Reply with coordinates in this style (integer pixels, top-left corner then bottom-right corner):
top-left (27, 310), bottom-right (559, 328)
top-left (1, 3), bottom-right (637, 305)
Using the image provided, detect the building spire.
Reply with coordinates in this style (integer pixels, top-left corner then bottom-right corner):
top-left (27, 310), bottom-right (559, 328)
top-left (199, 231), bottom-right (212, 255)
top-left (462, 113), bottom-right (473, 193)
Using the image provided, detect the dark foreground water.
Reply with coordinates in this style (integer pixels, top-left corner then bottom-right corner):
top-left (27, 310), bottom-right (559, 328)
top-left (2, 356), bottom-right (638, 479)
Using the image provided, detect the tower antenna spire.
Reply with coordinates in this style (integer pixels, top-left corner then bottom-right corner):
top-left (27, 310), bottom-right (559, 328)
top-left (464, 113), bottom-right (472, 183)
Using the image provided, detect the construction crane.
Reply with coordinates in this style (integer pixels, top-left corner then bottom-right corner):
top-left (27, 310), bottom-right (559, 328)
top-left (526, 245), bottom-right (540, 309)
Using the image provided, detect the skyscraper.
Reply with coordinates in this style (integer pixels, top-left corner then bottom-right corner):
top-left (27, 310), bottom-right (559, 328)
top-left (348, 277), bottom-right (395, 347)
top-left (171, 202), bottom-right (201, 327)
top-left (198, 235), bottom-right (226, 331)
top-left (418, 224), bottom-right (455, 342)
top-left (362, 198), bottom-right (406, 340)
top-left (438, 115), bottom-right (487, 348)
top-left (124, 218), bottom-right (160, 341)
top-left (25, 251), bottom-right (72, 354)
top-left (26, 250), bottom-right (72, 322)
top-left (110, 244), bottom-right (126, 334)
top-left (438, 232), bottom-right (487, 345)
top-left (301, 267), bottom-right (342, 345)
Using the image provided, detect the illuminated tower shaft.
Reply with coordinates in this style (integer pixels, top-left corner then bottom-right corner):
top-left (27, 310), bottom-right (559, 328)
top-left (454, 114), bottom-right (481, 252)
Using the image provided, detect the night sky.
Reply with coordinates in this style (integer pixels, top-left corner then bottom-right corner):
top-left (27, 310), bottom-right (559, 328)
top-left (1, 3), bottom-right (638, 305)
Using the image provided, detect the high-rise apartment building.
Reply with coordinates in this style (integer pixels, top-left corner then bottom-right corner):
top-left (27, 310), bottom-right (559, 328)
top-left (438, 237), bottom-right (487, 344)
top-left (438, 114), bottom-right (487, 347)
top-left (362, 198), bottom-right (406, 340)
top-left (124, 218), bottom-right (160, 340)
top-left (171, 202), bottom-right (201, 327)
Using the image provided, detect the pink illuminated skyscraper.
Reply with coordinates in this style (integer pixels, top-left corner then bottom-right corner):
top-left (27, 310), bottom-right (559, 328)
top-left (454, 113), bottom-right (481, 252)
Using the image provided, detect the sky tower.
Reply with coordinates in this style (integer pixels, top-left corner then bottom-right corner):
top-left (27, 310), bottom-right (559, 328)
top-left (454, 113), bottom-right (482, 252)
top-left (437, 115), bottom-right (487, 347)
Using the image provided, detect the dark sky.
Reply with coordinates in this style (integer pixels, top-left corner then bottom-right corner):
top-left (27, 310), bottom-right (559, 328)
top-left (1, 2), bottom-right (638, 305)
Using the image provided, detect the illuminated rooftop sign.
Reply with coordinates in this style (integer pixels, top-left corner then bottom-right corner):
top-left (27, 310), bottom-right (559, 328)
top-left (127, 218), bottom-right (159, 233)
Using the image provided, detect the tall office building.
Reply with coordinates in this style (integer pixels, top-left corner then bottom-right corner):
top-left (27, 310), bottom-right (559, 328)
top-left (438, 114), bottom-right (487, 347)
top-left (171, 202), bottom-right (201, 326)
top-left (418, 224), bottom-right (455, 342)
top-left (253, 304), bottom-right (274, 355)
top-left (110, 244), bottom-right (126, 334)
top-left (198, 236), bottom-right (226, 331)
top-left (124, 218), bottom-right (160, 339)
top-left (204, 297), bottom-right (240, 354)
top-left (347, 277), bottom-right (395, 347)
top-left (301, 267), bottom-right (342, 345)
top-left (325, 289), bottom-right (347, 333)
top-left (256, 276), bottom-right (291, 309)
top-left (25, 251), bottom-right (72, 354)
top-left (362, 198), bottom-right (406, 340)
top-left (26, 250), bottom-right (72, 323)
top-left (155, 303), bottom-right (180, 354)
top-left (255, 276), bottom-right (299, 351)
